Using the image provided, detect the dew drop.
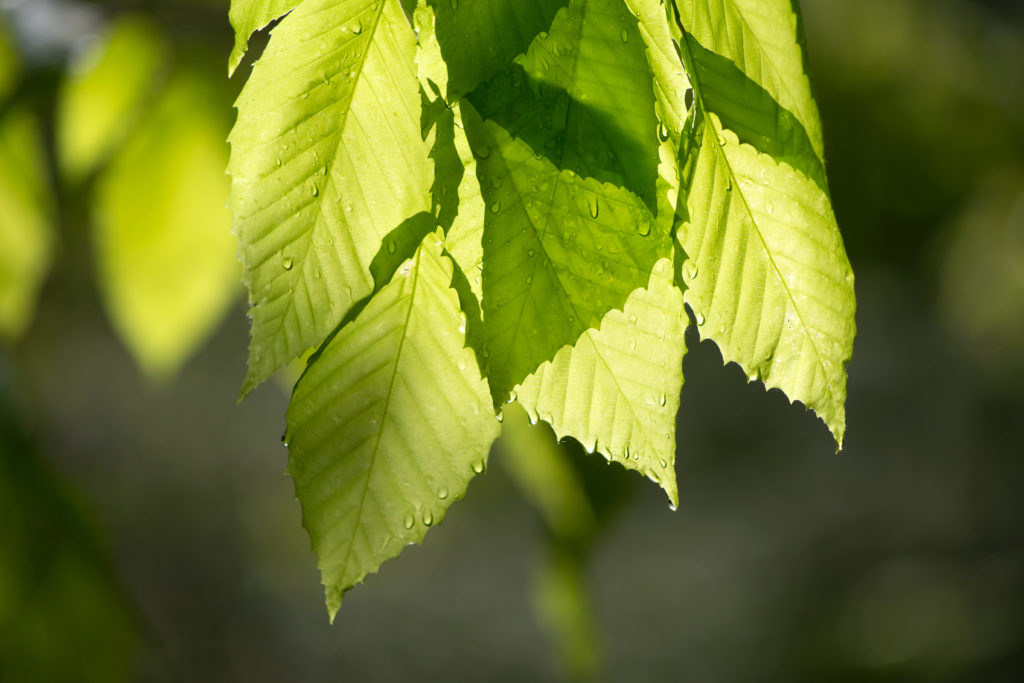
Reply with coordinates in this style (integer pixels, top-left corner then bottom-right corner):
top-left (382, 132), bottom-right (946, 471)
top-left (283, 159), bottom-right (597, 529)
top-left (490, 202), bottom-right (501, 214)
top-left (658, 123), bottom-right (670, 142)
top-left (694, 310), bottom-right (705, 325)
top-left (659, 459), bottom-right (668, 469)
top-left (387, 238), bottom-right (396, 254)
top-left (620, 28), bottom-right (629, 42)
top-left (472, 460), bottom-right (485, 474)
top-left (717, 131), bottom-right (728, 146)
top-left (527, 248), bottom-right (535, 257)
top-left (350, 20), bottom-right (363, 35)
top-left (437, 487), bottom-right (449, 500)
top-left (658, 394), bottom-right (666, 406)
top-left (422, 510), bottom-right (433, 526)
top-left (588, 196), bottom-right (599, 219)
top-left (724, 177), bottom-right (732, 191)
top-left (684, 261), bottom-right (699, 280)
top-left (281, 254), bottom-right (294, 270)
top-left (638, 222), bottom-right (651, 236)
top-left (403, 513), bottom-right (414, 529)
top-left (311, 184), bottom-right (319, 197)
top-left (275, 157), bottom-right (282, 167)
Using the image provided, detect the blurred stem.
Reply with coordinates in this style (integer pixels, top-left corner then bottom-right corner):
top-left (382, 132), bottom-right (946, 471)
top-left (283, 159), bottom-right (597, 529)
top-left (499, 403), bottom-right (602, 682)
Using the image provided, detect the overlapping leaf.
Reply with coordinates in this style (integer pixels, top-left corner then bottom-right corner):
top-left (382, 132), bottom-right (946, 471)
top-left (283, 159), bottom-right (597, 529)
top-left (429, 0), bottom-right (568, 100)
top-left (468, 0), bottom-right (660, 209)
top-left (672, 0), bottom-right (855, 445)
top-left (228, 0), bottom-right (298, 74)
top-left (514, 258), bottom-right (686, 505)
top-left (462, 113), bottom-right (667, 405)
top-left (230, 0), bottom-right (433, 394)
top-left (285, 232), bottom-right (497, 619)
top-left (227, 0), bottom-right (856, 618)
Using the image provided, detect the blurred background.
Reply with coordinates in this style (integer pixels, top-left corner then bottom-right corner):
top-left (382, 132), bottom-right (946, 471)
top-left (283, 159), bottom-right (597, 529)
top-left (1, 0), bottom-right (1023, 680)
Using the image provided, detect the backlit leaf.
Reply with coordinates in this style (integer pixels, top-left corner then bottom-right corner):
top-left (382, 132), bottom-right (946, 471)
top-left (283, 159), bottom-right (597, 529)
top-left (286, 231), bottom-right (498, 619)
top-left (230, 0), bottom-right (433, 394)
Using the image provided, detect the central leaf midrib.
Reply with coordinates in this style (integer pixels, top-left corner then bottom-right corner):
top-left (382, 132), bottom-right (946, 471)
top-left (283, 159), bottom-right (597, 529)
top-left (337, 245), bottom-right (422, 581)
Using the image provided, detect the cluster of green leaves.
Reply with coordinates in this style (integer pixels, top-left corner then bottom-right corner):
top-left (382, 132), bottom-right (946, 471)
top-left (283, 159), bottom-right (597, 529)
top-left (228, 0), bottom-right (855, 618)
top-left (0, 16), bottom-right (237, 380)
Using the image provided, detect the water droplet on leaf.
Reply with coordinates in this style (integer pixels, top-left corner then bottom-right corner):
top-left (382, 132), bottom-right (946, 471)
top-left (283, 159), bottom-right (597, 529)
top-left (404, 513), bottom-right (414, 529)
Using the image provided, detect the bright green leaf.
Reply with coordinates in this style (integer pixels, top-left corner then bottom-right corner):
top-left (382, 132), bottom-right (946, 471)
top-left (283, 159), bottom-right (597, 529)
top-left (429, 0), bottom-right (568, 100)
top-left (0, 108), bottom-right (53, 341)
top-left (462, 112), bottom-right (668, 405)
top-left (227, 0), bottom-right (297, 75)
top-left (94, 70), bottom-right (239, 381)
top-left (677, 0), bottom-right (825, 175)
top-left (678, 112), bottom-right (854, 445)
top-left (515, 258), bottom-right (686, 506)
top-left (286, 231), bottom-right (498, 619)
top-left (625, 0), bottom-right (693, 221)
top-left (230, 0), bottom-right (433, 395)
top-left (57, 17), bottom-right (166, 181)
top-left (672, 0), bottom-right (855, 446)
top-left (468, 0), bottom-right (660, 210)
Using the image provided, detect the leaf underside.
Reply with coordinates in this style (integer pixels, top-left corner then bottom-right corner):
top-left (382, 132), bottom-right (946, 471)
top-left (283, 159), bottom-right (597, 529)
top-left (672, 0), bottom-right (855, 445)
top-left (230, 0), bottom-right (433, 395)
top-left (286, 233), bottom-right (497, 619)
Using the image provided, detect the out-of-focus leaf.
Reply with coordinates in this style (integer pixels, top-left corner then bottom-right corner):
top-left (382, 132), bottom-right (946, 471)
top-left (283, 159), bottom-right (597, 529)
top-left (0, 108), bottom-right (53, 342)
top-left (0, 21), bottom-right (16, 99)
top-left (93, 68), bottom-right (238, 381)
top-left (56, 17), bottom-right (166, 181)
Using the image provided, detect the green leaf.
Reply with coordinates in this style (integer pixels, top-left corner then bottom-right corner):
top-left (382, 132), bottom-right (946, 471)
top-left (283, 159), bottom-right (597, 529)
top-left (624, 0), bottom-right (692, 219)
top-left (286, 231), bottom-right (498, 619)
top-left (514, 258), bottom-right (685, 506)
top-left (0, 108), bottom-right (53, 341)
top-left (679, 112), bottom-right (855, 445)
top-left (468, 0), bottom-right (660, 210)
top-left (94, 69), bottom-right (239, 381)
top-left (672, 0), bottom-right (855, 445)
top-left (56, 17), bottom-right (166, 181)
top-left (677, 0), bottom-right (825, 174)
top-left (230, 0), bottom-right (434, 395)
top-left (227, 0), bottom-right (297, 75)
top-left (429, 0), bottom-right (569, 100)
top-left (461, 111), bottom-right (669, 405)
